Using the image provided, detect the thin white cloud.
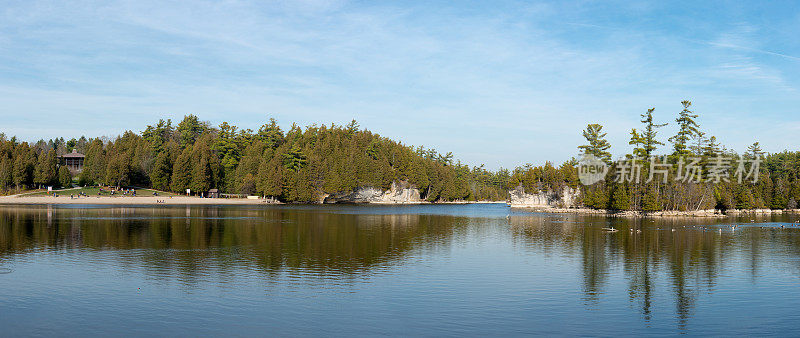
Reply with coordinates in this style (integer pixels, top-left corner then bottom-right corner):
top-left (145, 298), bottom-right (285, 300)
top-left (0, 1), bottom-right (798, 168)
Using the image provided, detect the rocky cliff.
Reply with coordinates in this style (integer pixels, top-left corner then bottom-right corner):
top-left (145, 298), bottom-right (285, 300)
top-left (323, 181), bottom-right (422, 204)
top-left (508, 186), bottom-right (580, 208)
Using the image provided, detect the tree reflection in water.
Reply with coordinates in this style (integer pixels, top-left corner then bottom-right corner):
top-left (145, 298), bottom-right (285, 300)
top-left (0, 206), bottom-right (464, 286)
top-left (509, 212), bottom-right (800, 331)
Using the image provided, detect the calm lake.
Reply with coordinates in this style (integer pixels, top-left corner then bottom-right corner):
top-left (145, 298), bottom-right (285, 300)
top-left (2, 204), bottom-right (800, 336)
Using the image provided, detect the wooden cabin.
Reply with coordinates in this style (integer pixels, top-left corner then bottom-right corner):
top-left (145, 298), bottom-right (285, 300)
top-left (59, 149), bottom-right (85, 174)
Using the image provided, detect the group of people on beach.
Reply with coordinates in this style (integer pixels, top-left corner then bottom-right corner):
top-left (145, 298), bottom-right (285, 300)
top-left (107, 188), bottom-right (136, 197)
top-left (56, 186), bottom-right (142, 199)
top-left (69, 191), bottom-right (89, 199)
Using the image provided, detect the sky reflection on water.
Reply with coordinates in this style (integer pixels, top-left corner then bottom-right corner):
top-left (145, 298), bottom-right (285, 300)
top-left (1, 204), bottom-right (800, 336)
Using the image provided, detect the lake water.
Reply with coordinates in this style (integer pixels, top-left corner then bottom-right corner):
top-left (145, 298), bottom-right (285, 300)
top-left (2, 204), bottom-right (800, 336)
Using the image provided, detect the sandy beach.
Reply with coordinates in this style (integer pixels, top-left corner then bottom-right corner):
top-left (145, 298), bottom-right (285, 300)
top-left (0, 195), bottom-right (281, 205)
top-left (0, 195), bottom-right (509, 206)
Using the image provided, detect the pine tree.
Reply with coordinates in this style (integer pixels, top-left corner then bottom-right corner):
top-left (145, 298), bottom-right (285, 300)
top-left (233, 142), bottom-right (267, 194)
top-left (701, 136), bottom-right (721, 157)
top-left (713, 184), bottom-right (734, 210)
top-left (106, 153), bottom-right (132, 188)
top-left (746, 142), bottom-right (763, 159)
top-left (771, 178), bottom-right (789, 209)
top-left (58, 166), bottom-right (72, 188)
top-left (790, 180), bottom-right (800, 209)
top-left (638, 108), bottom-right (668, 158)
top-left (0, 156), bottom-right (12, 190)
top-left (191, 152), bottom-right (212, 194)
top-left (171, 147), bottom-right (193, 193)
top-left (669, 100), bottom-right (701, 157)
top-left (346, 120), bottom-right (360, 136)
top-left (409, 158), bottom-right (430, 197)
top-left (257, 118), bottom-right (284, 149)
top-left (65, 138), bottom-right (77, 152)
top-left (176, 115), bottom-right (206, 148)
top-left (83, 139), bottom-right (106, 185)
top-left (256, 156), bottom-right (283, 197)
top-left (214, 122), bottom-right (247, 191)
top-left (583, 184), bottom-right (609, 209)
top-left (34, 149), bottom-right (57, 187)
top-left (641, 184), bottom-right (661, 212)
top-left (578, 124), bottom-right (612, 163)
top-left (283, 144), bottom-right (307, 172)
top-left (689, 131), bottom-right (707, 156)
top-left (734, 186), bottom-right (755, 210)
top-left (149, 151), bottom-right (172, 191)
top-left (76, 136), bottom-right (89, 153)
top-left (629, 128), bottom-right (647, 159)
top-left (610, 184), bottom-right (631, 211)
top-left (142, 119), bottom-right (173, 153)
top-left (12, 144), bottom-right (34, 189)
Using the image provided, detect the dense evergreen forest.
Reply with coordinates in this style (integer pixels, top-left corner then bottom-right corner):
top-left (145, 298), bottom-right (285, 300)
top-left (0, 116), bottom-right (513, 202)
top-left (1, 103), bottom-right (798, 210)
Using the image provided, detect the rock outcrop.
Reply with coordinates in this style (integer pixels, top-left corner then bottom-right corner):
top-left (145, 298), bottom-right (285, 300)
top-left (725, 209), bottom-right (799, 215)
top-left (508, 186), bottom-right (579, 208)
top-left (323, 181), bottom-right (422, 204)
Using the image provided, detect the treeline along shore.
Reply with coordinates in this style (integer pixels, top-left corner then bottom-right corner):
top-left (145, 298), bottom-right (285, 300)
top-left (1, 100), bottom-right (799, 211)
top-left (0, 116), bottom-right (511, 202)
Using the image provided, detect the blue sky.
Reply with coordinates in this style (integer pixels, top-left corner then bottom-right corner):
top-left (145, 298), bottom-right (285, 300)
top-left (1, 0), bottom-right (798, 169)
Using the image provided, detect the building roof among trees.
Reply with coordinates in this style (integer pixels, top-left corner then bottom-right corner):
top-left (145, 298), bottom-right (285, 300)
top-left (60, 149), bottom-right (85, 158)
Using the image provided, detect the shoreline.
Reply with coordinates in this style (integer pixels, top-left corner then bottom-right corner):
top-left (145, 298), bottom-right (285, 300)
top-left (0, 196), bottom-right (506, 206)
top-left (510, 205), bottom-right (800, 218)
top-left (0, 196), bottom-right (281, 205)
top-left (1, 195), bottom-right (795, 218)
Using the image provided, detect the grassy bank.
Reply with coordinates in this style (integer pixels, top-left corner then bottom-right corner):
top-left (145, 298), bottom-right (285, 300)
top-left (20, 186), bottom-right (180, 197)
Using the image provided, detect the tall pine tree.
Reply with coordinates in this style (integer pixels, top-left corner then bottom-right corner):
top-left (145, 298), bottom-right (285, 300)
top-left (637, 108), bottom-right (667, 158)
top-left (578, 124), bottom-right (612, 163)
top-left (669, 100), bottom-right (701, 157)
